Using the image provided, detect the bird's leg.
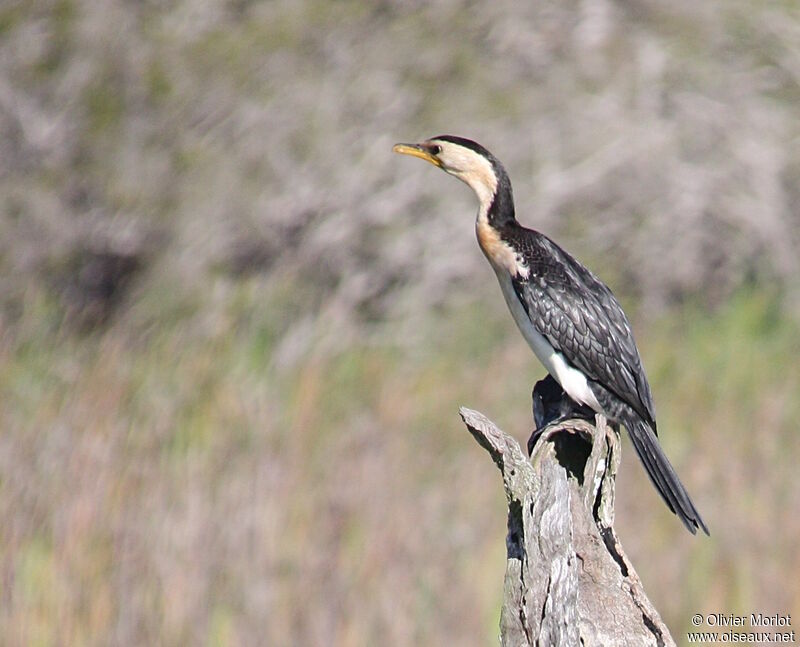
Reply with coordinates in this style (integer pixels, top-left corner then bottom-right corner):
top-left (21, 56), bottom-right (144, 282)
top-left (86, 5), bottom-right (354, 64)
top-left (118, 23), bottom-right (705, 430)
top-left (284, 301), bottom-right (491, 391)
top-left (528, 375), bottom-right (595, 456)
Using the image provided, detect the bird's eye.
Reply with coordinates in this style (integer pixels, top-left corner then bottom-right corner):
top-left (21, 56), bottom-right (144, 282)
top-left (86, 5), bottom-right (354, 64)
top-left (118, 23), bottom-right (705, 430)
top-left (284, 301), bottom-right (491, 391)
top-left (429, 145), bottom-right (442, 155)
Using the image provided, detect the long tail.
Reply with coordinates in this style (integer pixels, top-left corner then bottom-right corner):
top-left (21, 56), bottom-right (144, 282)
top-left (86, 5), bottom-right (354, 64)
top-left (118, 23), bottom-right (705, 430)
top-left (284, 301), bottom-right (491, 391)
top-left (624, 417), bottom-right (709, 535)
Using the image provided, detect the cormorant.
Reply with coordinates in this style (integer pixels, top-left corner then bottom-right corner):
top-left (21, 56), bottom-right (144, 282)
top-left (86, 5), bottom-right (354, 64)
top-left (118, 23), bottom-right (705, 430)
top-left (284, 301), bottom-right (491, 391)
top-left (394, 135), bottom-right (708, 535)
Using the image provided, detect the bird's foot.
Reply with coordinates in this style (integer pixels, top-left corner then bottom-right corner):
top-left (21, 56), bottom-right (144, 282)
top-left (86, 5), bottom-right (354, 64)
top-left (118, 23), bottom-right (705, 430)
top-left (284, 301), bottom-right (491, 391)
top-left (529, 375), bottom-right (596, 455)
top-left (527, 426), bottom-right (547, 456)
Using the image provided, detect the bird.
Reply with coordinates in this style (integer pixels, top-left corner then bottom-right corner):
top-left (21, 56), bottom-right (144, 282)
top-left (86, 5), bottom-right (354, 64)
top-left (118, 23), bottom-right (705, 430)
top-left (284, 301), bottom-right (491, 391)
top-left (393, 135), bottom-right (708, 535)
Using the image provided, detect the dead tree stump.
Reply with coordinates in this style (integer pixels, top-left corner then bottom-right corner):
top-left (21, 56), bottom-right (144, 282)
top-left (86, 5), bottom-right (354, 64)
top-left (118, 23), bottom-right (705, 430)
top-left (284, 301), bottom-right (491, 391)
top-left (460, 397), bottom-right (675, 646)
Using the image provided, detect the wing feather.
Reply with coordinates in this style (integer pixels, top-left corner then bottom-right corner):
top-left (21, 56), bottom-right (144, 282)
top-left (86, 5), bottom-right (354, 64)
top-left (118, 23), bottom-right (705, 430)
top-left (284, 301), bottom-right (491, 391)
top-left (510, 232), bottom-right (656, 426)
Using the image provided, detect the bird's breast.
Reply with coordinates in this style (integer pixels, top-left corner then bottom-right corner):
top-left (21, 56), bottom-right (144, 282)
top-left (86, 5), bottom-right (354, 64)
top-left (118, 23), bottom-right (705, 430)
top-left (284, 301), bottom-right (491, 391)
top-left (492, 269), bottom-right (603, 413)
top-left (475, 216), bottom-right (529, 279)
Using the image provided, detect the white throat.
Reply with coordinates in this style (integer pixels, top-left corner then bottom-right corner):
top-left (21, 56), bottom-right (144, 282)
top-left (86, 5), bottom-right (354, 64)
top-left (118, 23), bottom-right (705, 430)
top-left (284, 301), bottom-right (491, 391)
top-left (451, 152), bottom-right (497, 214)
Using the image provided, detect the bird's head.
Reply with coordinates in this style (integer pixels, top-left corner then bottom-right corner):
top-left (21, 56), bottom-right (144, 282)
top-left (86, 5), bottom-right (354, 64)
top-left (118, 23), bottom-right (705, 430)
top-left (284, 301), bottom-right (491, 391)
top-left (393, 135), bottom-right (503, 208)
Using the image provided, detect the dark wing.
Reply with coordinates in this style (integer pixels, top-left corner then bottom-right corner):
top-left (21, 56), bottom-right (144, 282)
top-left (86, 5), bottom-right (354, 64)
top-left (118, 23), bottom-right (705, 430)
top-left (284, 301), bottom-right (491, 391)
top-left (510, 232), bottom-right (656, 427)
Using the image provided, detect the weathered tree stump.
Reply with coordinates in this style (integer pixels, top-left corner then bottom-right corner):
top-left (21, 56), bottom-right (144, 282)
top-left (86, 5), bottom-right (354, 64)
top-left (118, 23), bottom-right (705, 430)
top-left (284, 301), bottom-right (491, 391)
top-left (460, 380), bottom-right (675, 646)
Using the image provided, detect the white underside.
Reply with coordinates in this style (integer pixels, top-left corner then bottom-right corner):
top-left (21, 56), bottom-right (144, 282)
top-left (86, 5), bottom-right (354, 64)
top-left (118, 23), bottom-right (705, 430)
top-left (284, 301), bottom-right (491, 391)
top-left (494, 268), bottom-right (603, 413)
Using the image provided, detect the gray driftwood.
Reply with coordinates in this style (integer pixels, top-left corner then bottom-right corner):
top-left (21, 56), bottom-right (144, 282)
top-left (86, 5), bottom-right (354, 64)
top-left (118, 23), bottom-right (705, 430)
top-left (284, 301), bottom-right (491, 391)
top-left (460, 406), bottom-right (675, 647)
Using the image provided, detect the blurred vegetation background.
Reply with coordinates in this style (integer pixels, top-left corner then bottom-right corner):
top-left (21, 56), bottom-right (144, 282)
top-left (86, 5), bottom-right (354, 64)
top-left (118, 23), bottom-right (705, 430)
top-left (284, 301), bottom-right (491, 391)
top-left (1, 0), bottom-right (799, 645)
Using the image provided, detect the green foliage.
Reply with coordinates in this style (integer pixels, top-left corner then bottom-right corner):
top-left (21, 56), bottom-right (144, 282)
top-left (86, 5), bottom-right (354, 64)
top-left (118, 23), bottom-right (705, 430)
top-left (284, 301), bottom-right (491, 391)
top-left (84, 72), bottom-right (125, 134)
top-left (146, 61), bottom-right (172, 103)
top-left (0, 4), bottom-right (23, 38)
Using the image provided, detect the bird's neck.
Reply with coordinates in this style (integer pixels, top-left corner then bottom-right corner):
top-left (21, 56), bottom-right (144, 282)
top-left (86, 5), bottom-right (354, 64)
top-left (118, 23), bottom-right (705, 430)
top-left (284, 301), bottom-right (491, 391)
top-left (488, 169), bottom-right (516, 228)
top-left (475, 167), bottom-right (516, 231)
top-left (475, 168), bottom-right (526, 278)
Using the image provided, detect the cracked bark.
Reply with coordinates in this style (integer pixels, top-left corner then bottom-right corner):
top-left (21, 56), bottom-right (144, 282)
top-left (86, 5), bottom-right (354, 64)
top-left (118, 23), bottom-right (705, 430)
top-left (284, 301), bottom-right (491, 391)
top-left (460, 393), bottom-right (675, 647)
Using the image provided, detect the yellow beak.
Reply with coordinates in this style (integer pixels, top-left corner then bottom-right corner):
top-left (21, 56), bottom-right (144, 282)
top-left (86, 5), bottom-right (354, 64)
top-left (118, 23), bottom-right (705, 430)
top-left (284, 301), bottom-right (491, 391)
top-left (392, 143), bottom-right (442, 168)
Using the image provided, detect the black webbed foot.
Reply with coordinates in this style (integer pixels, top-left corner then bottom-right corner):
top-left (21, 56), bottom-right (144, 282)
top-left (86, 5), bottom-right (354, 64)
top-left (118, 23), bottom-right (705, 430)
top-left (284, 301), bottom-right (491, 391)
top-left (527, 425), bottom-right (548, 456)
top-left (527, 375), bottom-right (595, 456)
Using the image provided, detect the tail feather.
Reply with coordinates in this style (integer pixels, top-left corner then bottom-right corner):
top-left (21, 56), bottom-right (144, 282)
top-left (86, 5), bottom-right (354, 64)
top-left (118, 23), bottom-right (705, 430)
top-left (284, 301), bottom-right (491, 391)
top-left (625, 417), bottom-right (709, 535)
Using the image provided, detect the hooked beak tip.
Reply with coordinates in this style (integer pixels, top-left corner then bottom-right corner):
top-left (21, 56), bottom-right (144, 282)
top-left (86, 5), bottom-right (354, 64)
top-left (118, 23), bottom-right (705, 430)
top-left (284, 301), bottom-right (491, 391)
top-left (392, 142), bottom-right (441, 167)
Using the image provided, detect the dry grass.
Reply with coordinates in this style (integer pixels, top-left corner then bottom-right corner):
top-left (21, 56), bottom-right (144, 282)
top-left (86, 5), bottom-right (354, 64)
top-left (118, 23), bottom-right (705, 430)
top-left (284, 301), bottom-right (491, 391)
top-left (1, 288), bottom-right (799, 645)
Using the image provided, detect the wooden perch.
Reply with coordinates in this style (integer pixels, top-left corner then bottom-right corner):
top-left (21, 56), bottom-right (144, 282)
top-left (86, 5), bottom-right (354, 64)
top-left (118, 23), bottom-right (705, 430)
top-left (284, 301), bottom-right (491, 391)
top-left (460, 383), bottom-right (675, 647)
